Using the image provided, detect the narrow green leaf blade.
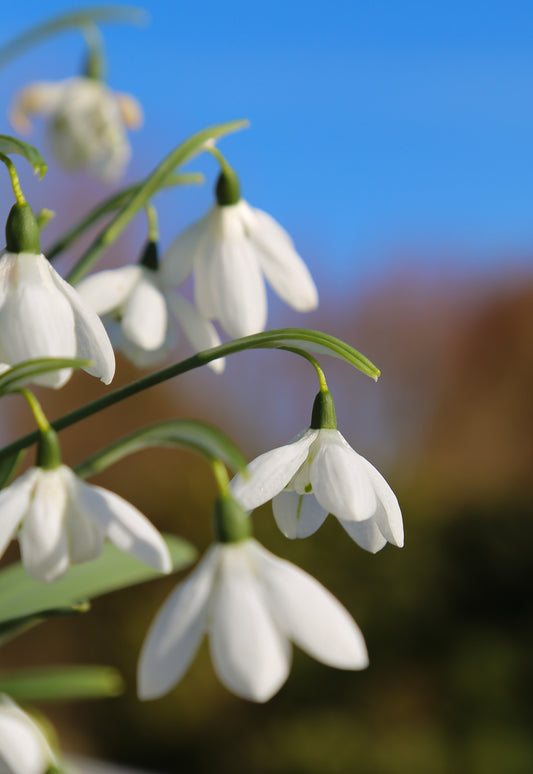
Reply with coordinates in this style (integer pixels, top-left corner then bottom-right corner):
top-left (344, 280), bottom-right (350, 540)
top-left (74, 419), bottom-right (247, 479)
top-left (0, 449), bottom-right (24, 490)
top-left (0, 357), bottom-right (90, 395)
top-left (0, 135), bottom-right (47, 178)
top-left (0, 665), bottom-right (123, 702)
top-left (0, 534), bottom-right (196, 624)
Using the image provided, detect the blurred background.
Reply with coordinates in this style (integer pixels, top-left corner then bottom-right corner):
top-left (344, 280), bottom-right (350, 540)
top-left (1, 1), bottom-right (533, 772)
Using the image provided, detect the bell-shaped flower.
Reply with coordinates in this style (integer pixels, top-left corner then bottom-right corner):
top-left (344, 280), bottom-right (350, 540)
top-left (161, 167), bottom-right (318, 338)
top-left (10, 77), bottom-right (142, 181)
top-left (77, 261), bottom-right (225, 373)
top-left (0, 696), bottom-right (56, 774)
top-left (0, 464), bottom-right (172, 583)
top-left (138, 537), bottom-right (367, 703)
top-left (0, 249), bottom-right (115, 388)
top-left (231, 394), bottom-right (403, 553)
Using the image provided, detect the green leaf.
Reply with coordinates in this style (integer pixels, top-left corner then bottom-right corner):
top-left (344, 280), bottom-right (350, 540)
top-left (66, 119), bottom-right (249, 284)
top-left (0, 135), bottom-right (47, 179)
top-left (0, 357), bottom-right (90, 395)
top-left (74, 419), bottom-right (247, 480)
top-left (0, 534), bottom-right (196, 625)
top-left (0, 603), bottom-right (89, 647)
top-left (46, 173), bottom-right (204, 262)
top-left (0, 6), bottom-right (147, 69)
top-left (0, 449), bottom-right (24, 490)
top-left (0, 665), bottom-right (123, 702)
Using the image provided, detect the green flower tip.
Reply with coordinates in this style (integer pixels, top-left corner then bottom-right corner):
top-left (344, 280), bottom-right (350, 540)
top-left (36, 427), bottom-right (62, 471)
top-left (5, 203), bottom-right (41, 254)
top-left (139, 240), bottom-right (159, 271)
top-left (310, 389), bottom-right (337, 430)
top-left (213, 494), bottom-right (252, 543)
top-left (215, 168), bottom-right (240, 206)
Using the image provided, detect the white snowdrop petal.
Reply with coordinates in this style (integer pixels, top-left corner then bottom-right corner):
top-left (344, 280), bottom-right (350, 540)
top-left (0, 253), bottom-right (76, 388)
top-left (231, 430), bottom-right (317, 510)
top-left (121, 274), bottom-right (168, 350)
top-left (311, 430), bottom-right (377, 522)
top-left (167, 292), bottom-right (225, 373)
top-left (209, 544), bottom-right (291, 702)
top-left (359, 458), bottom-right (404, 547)
top-left (272, 491), bottom-right (328, 539)
top-left (250, 541), bottom-right (368, 670)
top-left (49, 266), bottom-right (115, 384)
top-left (18, 470), bottom-right (70, 583)
top-left (244, 204), bottom-right (319, 312)
top-left (338, 517), bottom-right (388, 553)
top-left (0, 698), bottom-right (55, 774)
top-left (0, 468), bottom-right (38, 558)
top-left (71, 478), bottom-right (171, 573)
top-left (138, 548), bottom-right (218, 700)
top-left (9, 81), bottom-right (65, 132)
top-left (77, 265), bottom-right (142, 315)
top-left (161, 212), bottom-right (212, 287)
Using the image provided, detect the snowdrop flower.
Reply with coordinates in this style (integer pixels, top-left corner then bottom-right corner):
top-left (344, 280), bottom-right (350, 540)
top-left (161, 168), bottom-right (318, 339)
top-left (77, 244), bottom-right (224, 373)
top-left (138, 533), bottom-right (367, 703)
top-left (10, 76), bottom-right (142, 181)
top-left (0, 463), bottom-right (172, 583)
top-left (231, 390), bottom-right (404, 553)
top-left (0, 204), bottom-right (115, 389)
top-left (0, 696), bottom-right (56, 774)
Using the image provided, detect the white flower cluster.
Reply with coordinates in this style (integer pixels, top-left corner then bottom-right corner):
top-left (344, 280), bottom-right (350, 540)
top-left (0, 13), bottom-right (405, 771)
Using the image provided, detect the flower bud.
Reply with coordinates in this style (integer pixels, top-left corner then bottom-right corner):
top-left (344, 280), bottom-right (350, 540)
top-left (310, 389), bottom-right (337, 430)
top-left (5, 203), bottom-right (41, 254)
top-left (213, 494), bottom-right (252, 543)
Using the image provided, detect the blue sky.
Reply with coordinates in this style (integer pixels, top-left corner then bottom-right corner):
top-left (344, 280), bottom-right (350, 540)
top-left (1, 1), bottom-right (533, 286)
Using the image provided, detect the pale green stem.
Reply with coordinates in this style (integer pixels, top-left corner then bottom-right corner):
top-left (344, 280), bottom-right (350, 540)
top-left (16, 389), bottom-right (51, 433)
top-left (211, 458), bottom-right (230, 495)
top-left (205, 144), bottom-right (235, 179)
top-left (0, 153), bottom-right (26, 205)
top-left (144, 203), bottom-right (159, 242)
top-left (279, 346), bottom-right (329, 392)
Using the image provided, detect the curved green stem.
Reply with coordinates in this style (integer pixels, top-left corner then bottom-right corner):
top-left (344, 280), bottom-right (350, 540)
top-left (16, 389), bottom-right (50, 432)
top-left (279, 347), bottom-right (329, 392)
top-left (211, 458), bottom-right (230, 495)
top-left (65, 119), bottom-right (248, 285)
top-left (0, 327), bottom-right (379, 463)
top-left (0, 153), bottom-right (26, 205)
top-left (46, 173), bottom-right (203, 262)
top-left (144, 203), bottom-right (159, 243)
top-left (0, 6), bottom-right (147, 69)
top-left (205, 144), bottom-right (235, 179)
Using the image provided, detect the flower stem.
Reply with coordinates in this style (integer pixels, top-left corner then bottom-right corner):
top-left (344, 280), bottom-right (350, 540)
top-left (211, 458), bottom-right (230, 495)
top-left (144, 203), bottom-right (159, 242)
top-left (16, 389), bottom-right (50, 433)
top-left (279, 347), bottom-right (329, 392)
top-left (0, 153), bottom-right (26, 205)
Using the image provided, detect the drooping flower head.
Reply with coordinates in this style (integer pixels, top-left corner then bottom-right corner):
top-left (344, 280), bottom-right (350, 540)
top-left (0, 695), bottom-right (56, 774)
top-left (138, 495), bottom-right (367, 703)
top-left (10, 76), bottom-right (142, 181)
top-left (0, 202), bottom-right (115, 388)
top-left (0, 426), bottom-right (171, 583)
top-left (231, 389), bottom-right (404, 552)
top-left (161, 164), bottom-right (319, 339)
top-left (77, 240), bottom-right (224, 372)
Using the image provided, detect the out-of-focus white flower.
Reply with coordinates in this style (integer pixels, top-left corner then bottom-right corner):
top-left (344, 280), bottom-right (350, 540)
top-left (231, 428), bottom-right (404, 553)
top-left (0, 695), bottom-right (55, 774)
top-left (161, 199), bottom-right (318, 339)
top-left (138, 538), bottom-right (367, 703)
top-left (0, 464), bottom-right (172, 583)
top-left (10, 77), bottom-right (143, 181)
top-left (77, 264), bottom-right (224, 372)
top-left (0, 250), bottom-right (115, 388)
